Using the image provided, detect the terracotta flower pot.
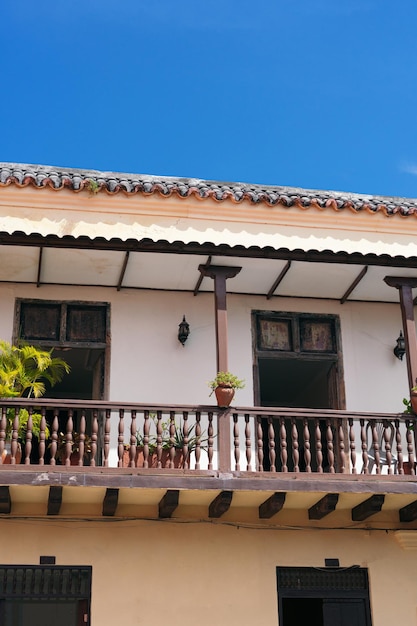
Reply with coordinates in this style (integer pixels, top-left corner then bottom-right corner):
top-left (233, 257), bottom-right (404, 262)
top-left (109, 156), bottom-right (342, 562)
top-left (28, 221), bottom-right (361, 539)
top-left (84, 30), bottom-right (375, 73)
top-left (214, 384), bottom-right (235, 407)
top-left (1, 442), bottom-right (22, 465)
top-left (123, 447), bottom-right (186, 468)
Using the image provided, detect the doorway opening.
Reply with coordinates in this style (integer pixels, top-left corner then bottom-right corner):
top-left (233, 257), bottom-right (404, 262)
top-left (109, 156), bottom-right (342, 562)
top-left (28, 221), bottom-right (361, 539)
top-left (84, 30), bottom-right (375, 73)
top-left (253, 311), bottom-right (345, 471)
top-left (277, 567), bottom-right (372, 626)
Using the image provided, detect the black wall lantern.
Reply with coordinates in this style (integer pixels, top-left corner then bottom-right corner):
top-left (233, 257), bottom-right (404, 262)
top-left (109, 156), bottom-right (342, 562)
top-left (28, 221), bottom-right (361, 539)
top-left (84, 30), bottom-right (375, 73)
top-left (394, 330), bottom-right (406, 361)
top-left (178, 315), bottom-right (190, 346)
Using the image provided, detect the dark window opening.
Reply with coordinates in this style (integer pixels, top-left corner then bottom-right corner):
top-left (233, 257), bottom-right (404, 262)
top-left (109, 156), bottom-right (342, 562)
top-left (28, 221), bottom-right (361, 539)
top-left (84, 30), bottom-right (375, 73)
top-left (277, 567), bottom-right (372, 626)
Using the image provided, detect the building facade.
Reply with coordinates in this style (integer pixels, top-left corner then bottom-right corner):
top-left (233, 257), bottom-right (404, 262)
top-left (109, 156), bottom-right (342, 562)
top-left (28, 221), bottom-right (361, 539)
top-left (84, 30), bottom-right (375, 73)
top-left (1, 163), bottom-right (417, 625)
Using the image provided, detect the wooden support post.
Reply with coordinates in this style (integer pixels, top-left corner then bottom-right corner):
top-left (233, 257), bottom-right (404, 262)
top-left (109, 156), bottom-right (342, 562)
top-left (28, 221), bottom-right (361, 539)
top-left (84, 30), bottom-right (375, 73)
top-left (198, 265), bottom-right (241, 373)
top-left (384, 277), bottom-right (417, 391)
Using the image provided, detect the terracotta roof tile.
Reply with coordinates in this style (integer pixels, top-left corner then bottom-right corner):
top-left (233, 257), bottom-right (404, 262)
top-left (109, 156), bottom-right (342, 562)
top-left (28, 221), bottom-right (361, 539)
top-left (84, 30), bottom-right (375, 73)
top-left (1, 162), bottom-right (417, 217)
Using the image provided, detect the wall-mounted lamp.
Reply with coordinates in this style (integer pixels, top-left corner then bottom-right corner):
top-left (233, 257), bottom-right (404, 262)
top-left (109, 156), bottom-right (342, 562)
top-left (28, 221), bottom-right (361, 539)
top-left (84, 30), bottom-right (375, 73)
top-left (394, 330), bottom-right (406, 361)
top-left (178, 315), bottom-right (190, 346)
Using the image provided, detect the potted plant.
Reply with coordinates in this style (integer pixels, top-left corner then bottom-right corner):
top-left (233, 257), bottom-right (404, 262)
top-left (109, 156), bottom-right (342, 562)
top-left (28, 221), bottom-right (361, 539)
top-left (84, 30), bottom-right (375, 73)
top-left (0, 340), bottom-right (70, 463)
top-left (56, 431), bottom-right (93, 465)
top-left (208, 371), bottom-right (245, 407)
top-left (123, 416), bottom-right (208, 468)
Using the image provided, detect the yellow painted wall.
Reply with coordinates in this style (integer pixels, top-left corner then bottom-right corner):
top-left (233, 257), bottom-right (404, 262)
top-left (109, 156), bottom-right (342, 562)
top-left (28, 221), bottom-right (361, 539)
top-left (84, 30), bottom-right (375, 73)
top-left (0, 517), bottom-right (416, 625)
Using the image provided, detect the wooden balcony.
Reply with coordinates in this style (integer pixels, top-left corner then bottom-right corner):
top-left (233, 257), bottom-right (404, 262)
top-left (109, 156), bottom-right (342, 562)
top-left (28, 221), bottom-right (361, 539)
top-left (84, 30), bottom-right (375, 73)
top-left (1, 399), bottom-right (417, 527)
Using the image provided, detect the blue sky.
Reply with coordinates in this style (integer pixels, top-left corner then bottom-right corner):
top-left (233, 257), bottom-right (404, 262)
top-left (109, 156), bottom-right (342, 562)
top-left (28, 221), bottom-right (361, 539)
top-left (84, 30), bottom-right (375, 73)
top-left (1, 0), bottom-right (417, 197)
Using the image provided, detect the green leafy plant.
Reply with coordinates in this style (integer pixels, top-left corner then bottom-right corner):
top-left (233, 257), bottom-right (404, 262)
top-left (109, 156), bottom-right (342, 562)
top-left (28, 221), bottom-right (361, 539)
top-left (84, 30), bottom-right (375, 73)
top-left (0, 340), bottom-right (70, 442)
top-left (131, 415), bottom-right (208, 454)
top-left (85, 178), bottom-right (100, 194)
top-left (55, 432), bottom-right (92, 462)
top-left (208, 371), bottom-right (245, 395)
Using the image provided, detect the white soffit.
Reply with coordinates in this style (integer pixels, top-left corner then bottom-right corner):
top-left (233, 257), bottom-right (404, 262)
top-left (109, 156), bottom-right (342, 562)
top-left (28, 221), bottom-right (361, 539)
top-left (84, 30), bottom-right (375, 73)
top-left (123, 252), bottom-right (204, 290)
top-left (0, 245), bottom-right (39, 282)
top-left (351, 266), bottom-right (417, 302)
top-left (199, 257), bottom-right (291, 295)
top-left (41, 248), bottom-right (126, 286)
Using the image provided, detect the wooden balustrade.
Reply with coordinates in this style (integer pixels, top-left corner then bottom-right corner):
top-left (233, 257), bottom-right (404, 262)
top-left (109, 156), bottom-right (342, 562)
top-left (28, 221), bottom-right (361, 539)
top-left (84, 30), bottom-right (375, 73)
top-left (0, 399), bottom-right (415, 476)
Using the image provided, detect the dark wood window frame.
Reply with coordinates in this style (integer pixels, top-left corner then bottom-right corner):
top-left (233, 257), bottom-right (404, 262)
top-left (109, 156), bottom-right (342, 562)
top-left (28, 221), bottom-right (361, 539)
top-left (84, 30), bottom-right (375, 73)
top-left (14, 299), bottom-right (110, 349)
top-left (252, 310), bottom-right (346, 409)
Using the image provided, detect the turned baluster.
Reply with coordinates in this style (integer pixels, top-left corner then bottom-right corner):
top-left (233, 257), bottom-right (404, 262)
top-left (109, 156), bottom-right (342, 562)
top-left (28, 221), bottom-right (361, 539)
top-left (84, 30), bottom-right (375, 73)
top-left (338, 418), bottom-right (346, 474)
top-left (303, 417), bottom-right (311, 473)
top-left (360, 418), bottom-right (369, 474)
top-left (182, 412), bottom-right (189, 470)
top-left (103, 409), bottom-right (111, 467)
top-left (78, 410), bottom-right (86, 467)
top-left (326, 419), bottom-right (335, 473)
top-left (129, 410), bottom-right (137, 467)
top-left (233, 414), bottom-right (240, 471)
top-left (0, 406), bottom-right (6, 463)
top-left (143, 410), bottom-right (150, 468)
top-left (9, 407), bottom-right (19, 465)
top-left (49, 408), bottom-right (59, 466)
top-left (383, 421), bottom-right (393, 474)
top-left (268, 416), bottom-right (276, 472)
top-left (91, 409), bottom-right (98, 467)
top-left (409, 416), bottom-right (416, 473)
top-left (371, 419), bottom-right (380, 474)
top-left (24, 407), bottom-right (33, 465)
top-left (291, 417), bottom-right (299, 472)
top-left (195, 412), bottom-right (201, 470)
top-left (256, 415), bottom-right (264, 471)
top-left (207, 412), bottom-right (214, 470)
top-left (156, 410), bottom-right (163, 468)
top-left (118, 409), bottom-right (125, 468)
top-left (315, 418), bottom-right (323, 473)
top-left (280, 416), bottom-right (288, 472)
top-left (245, 414), bottom-right (252, 471)
top-left (349, 417), bottom-right (356, 474)
top-left (406, 419), bottom-right (415, 474)
top-left (395, 418), bottom-right (403, 474)
top-left (38, 407), bottom-right (47, 465)
top-left (65, 410), bottom-right (74, 467)
top-left (169, 412), bottom-right (176, 468)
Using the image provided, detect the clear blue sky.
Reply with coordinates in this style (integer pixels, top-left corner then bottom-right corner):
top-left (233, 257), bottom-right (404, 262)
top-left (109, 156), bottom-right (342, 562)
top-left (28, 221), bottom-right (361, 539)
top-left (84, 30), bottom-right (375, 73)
top-left (1, 0), bottom-right (417, 197)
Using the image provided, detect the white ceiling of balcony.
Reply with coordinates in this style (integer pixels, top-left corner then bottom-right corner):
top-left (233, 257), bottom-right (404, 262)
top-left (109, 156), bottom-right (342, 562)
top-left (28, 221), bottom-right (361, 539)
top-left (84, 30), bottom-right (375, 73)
top-left (1, 245), bottom-right (417, 303)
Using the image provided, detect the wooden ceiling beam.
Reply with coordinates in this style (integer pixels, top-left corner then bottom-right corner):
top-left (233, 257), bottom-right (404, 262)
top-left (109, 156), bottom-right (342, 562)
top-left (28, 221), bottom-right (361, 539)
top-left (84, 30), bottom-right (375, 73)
top-left (399, 500), bottom-right (417, 522)
top-left (352, 495), bottom-right (385, 521)
top-left (340, 266), bottom-right (368, 304)
top-left (159, 489), bottom-right (179, 518)
top-left (308, 493), bottom-right (339, 520)
top-left (116, 251), bottom-right (130, 291)
top-left (36, 247), bottom-right (43, 288)
top-left (209, 491), bottom-right (233, 518)
top-left (0, 486), bottom-right (11, 514)
top-left (102, 488), bottom-right (119, 517)
top-left (47, 486), bottom-right (63, 516)
top-left (259, 492), bottom-right (286, 518)
top-left (266, 261), bottom-right (291, 300)
top-left (193, 256), bottom-right (211, 296)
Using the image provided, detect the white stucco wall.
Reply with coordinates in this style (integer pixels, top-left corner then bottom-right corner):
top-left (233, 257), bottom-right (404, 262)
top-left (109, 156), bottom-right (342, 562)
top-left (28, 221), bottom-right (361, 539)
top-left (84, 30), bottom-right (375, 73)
top-left (0, 283), bottom-right (409, 413)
